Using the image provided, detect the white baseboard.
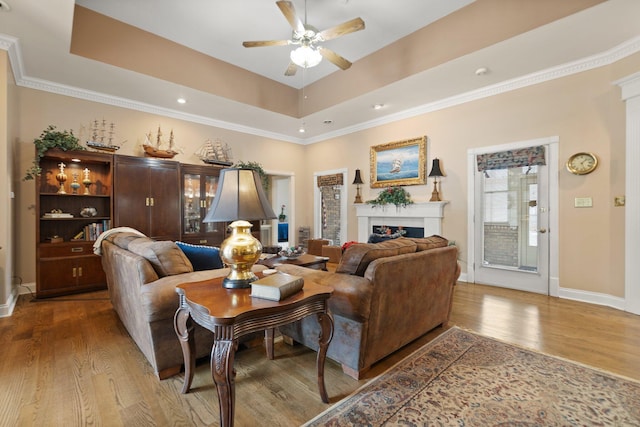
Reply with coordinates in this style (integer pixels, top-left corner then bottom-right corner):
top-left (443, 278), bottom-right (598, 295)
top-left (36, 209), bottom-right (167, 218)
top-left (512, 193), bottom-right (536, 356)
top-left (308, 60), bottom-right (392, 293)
top-left (558, 287), bottom-right (626, 311)
top-left (0, 286), bottom-right (19, 318)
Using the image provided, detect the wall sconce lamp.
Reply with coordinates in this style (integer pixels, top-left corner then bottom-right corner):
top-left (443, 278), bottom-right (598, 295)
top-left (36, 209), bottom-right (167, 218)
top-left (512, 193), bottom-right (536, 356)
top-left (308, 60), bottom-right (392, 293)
top-left (352, 169), bottom-right (364, 203)
top-left (428, 158), bottom-right (444, 201)
top-left (203, 168), bottom-right (276, 288)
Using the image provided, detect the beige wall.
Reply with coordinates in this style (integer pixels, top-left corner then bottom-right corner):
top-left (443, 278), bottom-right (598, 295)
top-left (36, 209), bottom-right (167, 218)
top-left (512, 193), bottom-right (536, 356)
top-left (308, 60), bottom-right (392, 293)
top-left (0, 51), bottom-right (9, 304)
top-left (11, 52), bottom-right (640, 301)
top-left (1, 50), bottom-right (17, 308)
top-left (307, 53), bottom-right (640, 298)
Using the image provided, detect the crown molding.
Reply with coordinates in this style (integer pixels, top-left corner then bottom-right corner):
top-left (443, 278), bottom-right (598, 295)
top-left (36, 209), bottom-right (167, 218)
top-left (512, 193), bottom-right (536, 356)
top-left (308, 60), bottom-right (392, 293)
top-left (305, 35), bottom-right (640, 144)
top-left (2, 33), bottom-right (640, 146)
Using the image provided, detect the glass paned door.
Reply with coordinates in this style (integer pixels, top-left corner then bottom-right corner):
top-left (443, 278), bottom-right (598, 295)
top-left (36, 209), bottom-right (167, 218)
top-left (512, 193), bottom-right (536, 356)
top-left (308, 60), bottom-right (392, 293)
top-left (204, 175), bottom-right (218, 233)
top-left (183, 173), bottom-right (201, 235)
top-left (474, 163), bottom-right (549, 294)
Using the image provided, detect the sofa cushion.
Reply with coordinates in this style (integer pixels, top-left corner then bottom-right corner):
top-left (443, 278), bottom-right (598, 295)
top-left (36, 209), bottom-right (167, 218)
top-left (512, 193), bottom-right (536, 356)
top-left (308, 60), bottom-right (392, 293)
top-left (175, 241), bottom-right (224, 271)
top-left (336, 237), bottom-right (417, 276)
top-left (407, 235), bottom-right (449, 251)
top-left (128, 239), bottom-right (193, 277)
top-left (106, 231), bottom-right (150, 250)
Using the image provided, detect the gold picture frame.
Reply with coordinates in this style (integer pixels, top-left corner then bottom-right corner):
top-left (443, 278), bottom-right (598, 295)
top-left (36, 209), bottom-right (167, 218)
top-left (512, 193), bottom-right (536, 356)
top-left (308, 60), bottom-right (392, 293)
top-left (370, 136), bottom-right (426, 188)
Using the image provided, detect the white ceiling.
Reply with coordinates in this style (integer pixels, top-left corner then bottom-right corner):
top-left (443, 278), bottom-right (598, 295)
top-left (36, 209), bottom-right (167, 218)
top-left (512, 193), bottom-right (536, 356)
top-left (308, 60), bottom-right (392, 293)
top-left (1, 0), bottom-right (640, 143)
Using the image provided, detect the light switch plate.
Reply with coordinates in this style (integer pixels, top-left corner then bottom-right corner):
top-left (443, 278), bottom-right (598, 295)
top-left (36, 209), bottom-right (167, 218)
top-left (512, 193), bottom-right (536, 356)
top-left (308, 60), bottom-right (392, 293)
top-left (574, 197), bottom-right (593, 208)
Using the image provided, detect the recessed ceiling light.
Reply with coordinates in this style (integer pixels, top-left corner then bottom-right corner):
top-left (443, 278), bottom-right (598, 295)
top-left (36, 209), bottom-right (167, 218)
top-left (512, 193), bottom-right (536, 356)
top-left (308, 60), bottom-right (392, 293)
top-left (373, 103), bottom-right (384, 110)
top-left (323, 119), bottom-right (333, 125)
top-left (298, 125), bottom-right (306, 133)
top-left (0, 1), bottom-right (11, 12)
top-left (177, 98), bottom-right (186, 104)
top-left (475, 67), bottom-right (489, 76)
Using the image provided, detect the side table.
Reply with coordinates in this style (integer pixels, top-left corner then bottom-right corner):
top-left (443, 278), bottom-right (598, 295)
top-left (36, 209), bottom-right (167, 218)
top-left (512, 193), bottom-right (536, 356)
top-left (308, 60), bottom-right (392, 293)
top-left (174, 275), bottom-right (334, 427)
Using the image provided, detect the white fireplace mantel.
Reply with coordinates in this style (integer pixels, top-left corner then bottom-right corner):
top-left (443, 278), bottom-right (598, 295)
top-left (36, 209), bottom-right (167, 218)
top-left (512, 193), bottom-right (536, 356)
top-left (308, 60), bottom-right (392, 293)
top-left (354, 202), bottom-right (448, 242)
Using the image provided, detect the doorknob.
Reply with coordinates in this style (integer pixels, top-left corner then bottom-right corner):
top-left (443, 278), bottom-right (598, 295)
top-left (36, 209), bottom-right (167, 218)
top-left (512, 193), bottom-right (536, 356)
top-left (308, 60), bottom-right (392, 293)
top-left (539, 228), bottom-right (547, 234)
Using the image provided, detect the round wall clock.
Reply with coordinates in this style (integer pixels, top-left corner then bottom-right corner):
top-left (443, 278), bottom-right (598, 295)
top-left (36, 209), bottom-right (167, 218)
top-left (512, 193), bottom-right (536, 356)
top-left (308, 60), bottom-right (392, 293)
top-left (566, 152), bottom-right (598, 175)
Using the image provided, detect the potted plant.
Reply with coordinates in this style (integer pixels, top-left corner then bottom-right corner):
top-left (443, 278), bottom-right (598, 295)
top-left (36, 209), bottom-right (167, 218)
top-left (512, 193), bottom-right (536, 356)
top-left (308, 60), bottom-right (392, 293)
top-left (233, 160), bottom-right (269, 193)
top-left (24, 125), bottom-right (85, 180)
top-left (279, 204), bottom-right (287, 222)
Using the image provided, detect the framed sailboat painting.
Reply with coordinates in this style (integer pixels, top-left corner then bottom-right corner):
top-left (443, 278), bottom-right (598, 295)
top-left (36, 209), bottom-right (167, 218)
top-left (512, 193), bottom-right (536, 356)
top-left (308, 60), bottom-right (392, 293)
top-left (370, 136), bottom-right (426, 188)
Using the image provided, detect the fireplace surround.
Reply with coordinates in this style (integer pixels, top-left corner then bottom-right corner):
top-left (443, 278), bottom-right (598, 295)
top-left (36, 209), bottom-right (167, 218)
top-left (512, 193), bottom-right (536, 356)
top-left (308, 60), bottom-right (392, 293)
top-left (355, 202), bottom-right (448, 242)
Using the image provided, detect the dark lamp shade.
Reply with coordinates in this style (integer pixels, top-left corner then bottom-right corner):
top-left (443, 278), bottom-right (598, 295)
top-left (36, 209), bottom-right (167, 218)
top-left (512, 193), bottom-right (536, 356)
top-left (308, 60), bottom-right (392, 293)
top-left (203, 168), bottom-right (277, 223)
top-left (428, 158), bottom-right (444, 177)
top-left (352, 169), bottom-right (364, 185)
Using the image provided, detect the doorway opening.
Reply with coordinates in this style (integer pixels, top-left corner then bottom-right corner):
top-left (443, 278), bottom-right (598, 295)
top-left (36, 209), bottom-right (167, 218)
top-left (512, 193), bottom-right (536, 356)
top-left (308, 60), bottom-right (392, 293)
top-left (467, 137), bottom-right (559, 296)
top-left (314, 169), bottom-right (348, 246)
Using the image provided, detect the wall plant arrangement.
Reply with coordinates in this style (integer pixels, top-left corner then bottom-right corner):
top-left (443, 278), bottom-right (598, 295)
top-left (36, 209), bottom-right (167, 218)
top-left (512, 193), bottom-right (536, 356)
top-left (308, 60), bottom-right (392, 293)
top-left (366, 186), bottom-right (414, 208)
top-left (24, 125), bottom-right (85, 180)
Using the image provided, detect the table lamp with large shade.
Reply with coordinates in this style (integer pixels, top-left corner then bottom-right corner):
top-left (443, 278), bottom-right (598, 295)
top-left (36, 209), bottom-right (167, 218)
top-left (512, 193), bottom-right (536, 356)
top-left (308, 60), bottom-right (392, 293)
top-left (203, 168), bottom-right (276, 289)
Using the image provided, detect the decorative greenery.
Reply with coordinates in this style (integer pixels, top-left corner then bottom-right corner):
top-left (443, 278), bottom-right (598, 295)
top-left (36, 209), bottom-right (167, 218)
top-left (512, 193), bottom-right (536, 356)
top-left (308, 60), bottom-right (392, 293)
top-left (279, 204), bottom-right (287, 222)
top-left (366, 186), bottom-right (414, 208)
top-left (24, 125), bottom-right (85, 180)
top-left (233, 160), bottom-right (269, 193)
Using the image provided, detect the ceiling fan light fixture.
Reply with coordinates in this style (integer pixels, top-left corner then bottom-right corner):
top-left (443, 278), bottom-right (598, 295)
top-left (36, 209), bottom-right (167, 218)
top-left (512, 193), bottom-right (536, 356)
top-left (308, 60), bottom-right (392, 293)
top-left (290, 45), bottom-right (322, 68)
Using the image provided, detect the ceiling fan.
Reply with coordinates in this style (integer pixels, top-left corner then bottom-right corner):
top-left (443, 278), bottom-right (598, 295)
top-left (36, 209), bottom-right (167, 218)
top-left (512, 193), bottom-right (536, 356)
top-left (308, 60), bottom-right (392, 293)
top-left (242, 0), bottom-right (365, 76)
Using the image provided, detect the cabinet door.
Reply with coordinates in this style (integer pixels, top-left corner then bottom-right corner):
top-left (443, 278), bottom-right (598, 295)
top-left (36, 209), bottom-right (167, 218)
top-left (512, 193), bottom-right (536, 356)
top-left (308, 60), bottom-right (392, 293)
top-left (114, 160), bottom-right (151, 235)
top-left (183, 172), bottom-right (202, 235)
top-left (37, 256), bottom-right (105, 297)
top-left (149, 163), bottom-right (180, 240)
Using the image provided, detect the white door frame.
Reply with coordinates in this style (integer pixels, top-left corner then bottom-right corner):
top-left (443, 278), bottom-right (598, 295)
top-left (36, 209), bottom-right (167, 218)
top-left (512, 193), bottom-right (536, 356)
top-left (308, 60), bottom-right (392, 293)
top-left (617, 71), bottom-right (640, 315)
top-left (467, 137), bottom-right (559, 296)
top-left (313, 168), bottom-right (348, 245)
top-left (266, 169), bottom-right (295, 247)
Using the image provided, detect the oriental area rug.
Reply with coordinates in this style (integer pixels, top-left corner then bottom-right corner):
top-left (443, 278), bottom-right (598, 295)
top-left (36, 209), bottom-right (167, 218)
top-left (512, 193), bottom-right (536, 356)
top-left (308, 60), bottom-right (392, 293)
top-left (304, 327), bottom-right (640, 426)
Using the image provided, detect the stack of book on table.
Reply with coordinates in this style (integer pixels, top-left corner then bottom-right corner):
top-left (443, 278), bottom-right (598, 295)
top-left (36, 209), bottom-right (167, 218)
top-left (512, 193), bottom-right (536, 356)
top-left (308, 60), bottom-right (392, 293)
top-left (250, 272), bottom-right (304, 301)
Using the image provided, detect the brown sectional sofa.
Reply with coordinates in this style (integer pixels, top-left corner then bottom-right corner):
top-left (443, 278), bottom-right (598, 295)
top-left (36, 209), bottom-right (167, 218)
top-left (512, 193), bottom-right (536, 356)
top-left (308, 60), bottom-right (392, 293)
top-left (276, 236), bottom-right (460, 379)
top-left (99, 231), bottom-right (265, 379)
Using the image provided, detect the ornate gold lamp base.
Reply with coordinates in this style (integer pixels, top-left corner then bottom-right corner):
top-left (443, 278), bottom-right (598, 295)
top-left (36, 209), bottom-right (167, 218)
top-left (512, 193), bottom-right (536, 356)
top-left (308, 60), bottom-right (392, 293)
top-left (354, 185), bottom-right (363, 203)
top-left (429, 179), bottom-right (441, 202)
top-left (219, 220), bottom-right (262, 289)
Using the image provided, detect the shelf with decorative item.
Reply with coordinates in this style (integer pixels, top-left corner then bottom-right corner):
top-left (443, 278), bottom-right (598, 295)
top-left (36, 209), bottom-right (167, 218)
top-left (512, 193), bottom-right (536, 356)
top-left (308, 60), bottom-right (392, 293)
top-left (35, 148), bottom-right (113, 298)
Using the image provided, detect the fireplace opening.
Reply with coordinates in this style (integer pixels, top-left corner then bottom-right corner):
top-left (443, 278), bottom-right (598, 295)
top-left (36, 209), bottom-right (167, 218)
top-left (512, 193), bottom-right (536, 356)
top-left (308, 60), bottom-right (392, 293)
top-left (370, 225), bottom-right (424, 242)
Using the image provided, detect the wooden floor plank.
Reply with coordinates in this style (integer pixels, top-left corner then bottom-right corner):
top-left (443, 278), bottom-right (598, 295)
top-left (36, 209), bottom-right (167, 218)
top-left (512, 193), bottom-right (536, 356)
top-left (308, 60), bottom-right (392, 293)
top-left (1, 281), bottom-right (638, 426)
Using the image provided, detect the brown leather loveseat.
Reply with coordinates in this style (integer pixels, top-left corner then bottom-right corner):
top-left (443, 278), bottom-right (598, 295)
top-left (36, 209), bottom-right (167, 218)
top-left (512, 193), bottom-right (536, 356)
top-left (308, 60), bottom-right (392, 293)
top-left (276, 236), bottom-right (460, 379)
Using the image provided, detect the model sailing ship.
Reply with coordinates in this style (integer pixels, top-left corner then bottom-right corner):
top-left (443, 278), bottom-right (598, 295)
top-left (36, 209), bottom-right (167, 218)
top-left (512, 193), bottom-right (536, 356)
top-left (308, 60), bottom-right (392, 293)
top-left (143, 126), bottom-right (178, 158)
top-left (195, 138), bottom-right (233, 166)
top-left (86, 119), bottom-right (121, 152)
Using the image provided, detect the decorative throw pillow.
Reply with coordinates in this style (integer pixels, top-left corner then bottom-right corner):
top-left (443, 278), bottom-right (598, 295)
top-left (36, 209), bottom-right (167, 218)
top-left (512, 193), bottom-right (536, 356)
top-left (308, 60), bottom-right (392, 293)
top-left (336, 237), bottom-right (417, 276)
top-left (106, 232), bottom-right (150, 250)
top-left (128, 240), bottom-right (193, 277)
top-left (175, 241), bottom-right (224, 271)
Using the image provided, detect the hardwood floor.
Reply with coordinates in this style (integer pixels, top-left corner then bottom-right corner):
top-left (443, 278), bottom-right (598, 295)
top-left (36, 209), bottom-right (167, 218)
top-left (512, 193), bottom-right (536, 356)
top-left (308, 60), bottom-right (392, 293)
top-left (1, 282), bottom-right (639, 426)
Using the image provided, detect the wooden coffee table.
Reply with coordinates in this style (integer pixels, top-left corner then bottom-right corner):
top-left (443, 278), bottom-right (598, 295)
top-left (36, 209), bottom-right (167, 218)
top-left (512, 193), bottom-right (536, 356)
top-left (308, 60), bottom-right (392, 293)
top-left (258, 253), bottom-right (330, 270)
top-left (174, 275), bottom-right (334, 427)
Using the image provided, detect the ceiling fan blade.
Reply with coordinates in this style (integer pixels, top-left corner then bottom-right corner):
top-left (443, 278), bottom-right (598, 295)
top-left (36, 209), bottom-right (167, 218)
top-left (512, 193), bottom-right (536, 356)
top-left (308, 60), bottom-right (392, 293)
top-left (276, 1), bottom-right (305, 34)
top-left (317, 17), bottom-right (365, 42)
top-left (242, 40), bottom-right (290, 48)
top-left (318, 47), bottom-right (352, 70)
top-left (284, 61), bottom-right (298, 76)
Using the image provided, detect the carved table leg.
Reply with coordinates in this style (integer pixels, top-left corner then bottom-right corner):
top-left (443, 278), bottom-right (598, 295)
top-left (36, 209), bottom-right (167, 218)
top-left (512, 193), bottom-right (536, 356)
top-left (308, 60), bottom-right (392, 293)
top-left (211, 338), bottom-right (238, 427)
top-left (316, 312), bottom-right (334, 403)
top-left (174, 307), bottom-right (195, 394)
top-left (265, 328), bottom-right (275, 360)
